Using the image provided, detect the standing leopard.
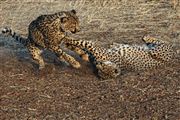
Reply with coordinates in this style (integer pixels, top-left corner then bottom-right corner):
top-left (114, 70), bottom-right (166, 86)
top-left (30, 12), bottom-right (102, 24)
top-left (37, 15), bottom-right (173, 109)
top-left (2, 10), bottom-right (87, 69)
top-left (63, 35), bottom-right (176, 79)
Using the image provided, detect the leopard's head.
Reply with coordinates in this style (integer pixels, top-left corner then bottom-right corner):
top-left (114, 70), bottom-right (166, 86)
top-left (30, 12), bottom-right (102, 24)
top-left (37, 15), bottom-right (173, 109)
top-left (96, 61), bottom-right (120, 80)
top-left (60, 10), bottom-right (80, 34)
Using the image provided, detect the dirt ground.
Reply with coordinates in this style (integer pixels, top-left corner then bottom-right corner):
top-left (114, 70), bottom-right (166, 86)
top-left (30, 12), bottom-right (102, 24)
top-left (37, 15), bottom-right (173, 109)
top-left (0, 0), bottom-right (180, 120)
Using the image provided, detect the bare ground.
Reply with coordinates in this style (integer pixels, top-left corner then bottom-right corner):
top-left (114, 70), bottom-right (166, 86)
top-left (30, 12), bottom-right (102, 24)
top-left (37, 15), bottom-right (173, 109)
top-left (0, 0), bottom-right (180, 120)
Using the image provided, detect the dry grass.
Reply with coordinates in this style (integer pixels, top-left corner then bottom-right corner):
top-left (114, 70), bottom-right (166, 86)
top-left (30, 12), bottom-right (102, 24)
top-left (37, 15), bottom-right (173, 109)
top-left (1, 0), bottom-right (179, 43)
top-left (0, 0), bottom-right (180, 119)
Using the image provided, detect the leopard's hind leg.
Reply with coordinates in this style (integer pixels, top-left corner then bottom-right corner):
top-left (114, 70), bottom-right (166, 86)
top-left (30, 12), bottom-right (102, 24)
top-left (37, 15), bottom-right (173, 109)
top-left (142, 35), bottom-right (166, 45)
top-left (142, 35), bottom-right (175, 62)
top-left (27, 43), bottom-right (45, 69)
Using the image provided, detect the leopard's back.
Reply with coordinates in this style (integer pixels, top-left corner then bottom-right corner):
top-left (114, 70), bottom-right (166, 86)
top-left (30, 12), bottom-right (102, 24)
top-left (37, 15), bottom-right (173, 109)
top-left (117, 45), bottom-right (162, 70)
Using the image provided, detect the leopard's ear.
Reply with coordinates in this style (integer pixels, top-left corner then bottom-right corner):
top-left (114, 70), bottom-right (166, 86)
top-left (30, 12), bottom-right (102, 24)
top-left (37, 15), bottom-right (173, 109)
top-left (71, 9), bottom-right (76, 14)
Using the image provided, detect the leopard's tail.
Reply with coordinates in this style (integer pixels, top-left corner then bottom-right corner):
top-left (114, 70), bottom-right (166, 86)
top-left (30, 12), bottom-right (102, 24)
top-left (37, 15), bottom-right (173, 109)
top-left (2, 27), bottom-right (29, 46)
top-left (63, 37), bottom-right (107, 64)
top-left (64, 37), bottom-right (99, 53)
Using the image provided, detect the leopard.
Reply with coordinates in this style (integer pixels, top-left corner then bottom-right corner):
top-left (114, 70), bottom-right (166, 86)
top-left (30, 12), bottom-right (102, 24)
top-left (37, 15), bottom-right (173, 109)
top-left (2, 9), bottom-right (88, 69)
top-left (63, 35), bottom-right (176, 79)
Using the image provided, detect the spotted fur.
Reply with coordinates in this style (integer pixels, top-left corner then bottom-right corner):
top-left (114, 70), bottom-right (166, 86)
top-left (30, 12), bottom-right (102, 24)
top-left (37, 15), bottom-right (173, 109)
top-left (63, 35), bottom-right (176, 79)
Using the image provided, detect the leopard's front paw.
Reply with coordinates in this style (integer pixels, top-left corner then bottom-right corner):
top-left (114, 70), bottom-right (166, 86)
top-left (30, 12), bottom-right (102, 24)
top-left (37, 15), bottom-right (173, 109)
top-left (71, 61), bottom-right (81, 69)
top-left (81, 54), bottom-right (89, 62)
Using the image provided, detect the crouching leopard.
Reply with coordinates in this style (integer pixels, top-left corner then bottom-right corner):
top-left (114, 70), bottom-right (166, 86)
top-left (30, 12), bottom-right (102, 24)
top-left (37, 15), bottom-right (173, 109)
top-left (2, 10), bottom-right (87, 69)
top-left (63, 35), bottom-right (176, 79)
